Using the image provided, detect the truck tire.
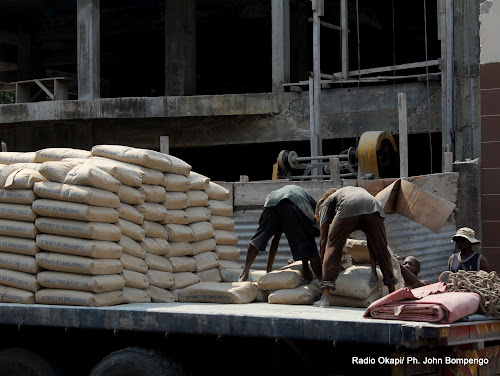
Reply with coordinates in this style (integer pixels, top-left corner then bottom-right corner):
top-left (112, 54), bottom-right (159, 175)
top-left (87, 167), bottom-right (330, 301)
top-left (89, 347), bottom-right (187, 376)
top-left (0, 347), bottom-right (59, 376)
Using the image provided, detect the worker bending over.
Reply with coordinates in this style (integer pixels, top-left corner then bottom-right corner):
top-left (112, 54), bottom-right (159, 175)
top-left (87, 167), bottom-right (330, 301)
top-left (448, 227), bottom-right (490, 272)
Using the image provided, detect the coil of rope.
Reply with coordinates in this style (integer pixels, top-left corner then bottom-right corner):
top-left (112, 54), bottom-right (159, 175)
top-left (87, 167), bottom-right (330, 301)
top-left (439, 270), bottom-right (500, 317)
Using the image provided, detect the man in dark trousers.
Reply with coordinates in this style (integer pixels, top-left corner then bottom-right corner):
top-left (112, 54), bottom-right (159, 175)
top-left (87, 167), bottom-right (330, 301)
top-left (448, 227), bottom-right (490, 272)
top-left (238, 185), bottom-right (322, 283)
top-left (315, 186), bottom-right (397, 308)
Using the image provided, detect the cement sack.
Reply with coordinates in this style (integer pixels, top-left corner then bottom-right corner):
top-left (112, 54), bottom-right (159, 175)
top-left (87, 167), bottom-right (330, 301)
top-left (85, 157), bottom-right (143, 187)
top-left (118, 203), bottom-right (144, 225)
top-left (35, 218), bottom-right (121, 241)
top-left (218, 260), bottom-right (242, 270)
top-left (0, 285), bottom-right (35, 304)
top-left (257, 270), bottom-right (304, 290)
top-left (189, 222), bottom-right (214, 242)
top-left (170, 256), bottom-right (197, 273)
top-left (168, 241), bottom-right (192, 257)
top-left (118, 186), bottom-right (145, 205)
top-left (0, 203), bottom-right (36, 222)
top-left (139, 237), bottom-right (170, 256)
top-left (196, 268), bottom-right (221, 283)
top-left (146, 285), bottom-right (175, 303)
top-left (89, 157), bottom-right (165, 186)
top-left (0, 269), bottom-right (39, 291)
top-left (36, 252), bottom-right (123, 275)
top-left (255, 286), bottom-right (270, 303)
top-left (120, 253), bottom-right (148, 274)
top-left (268, 284), bottom-right (321, 305)
top-left (143, 221), bottom-right (170, 240)
top-left (210, 216), bottom-right (235, 231)
top-left (34, 182), bottom-right (120, 208)
top-left (163, 192), bottom-right (189, 209)
top-left (35, 148), bottom-right (91, 162)
top-left (33, 199), bottom-right (119, 223)
top-left (220, 269), bottom-right (265, 283)
top-left (162, 173), bottom-right (191, 192)
top-left (205, 182), bottom-right (231, 201)
top-left (147, 270), bottom-right (175, 289)
top-left (135, 203), bottom-right (168, 222)
top-left (36, 234), bottom-right (122, 259)
top-left (208, 200), bottom-right (233, 217)
top-left (64, 165), bottom-right (121, 193)
top-left (332, 265), bottom-right (383, 300)
top-left (345, 239), bottom-right (370, 264)
top-left (0, 219), bottom-right (38, 239)
top-left (0, 165), bottom-right (21, 187)
top-left (35, 289), bottom-right (124, 307)
top-left (122, 287), bottom-right (151, 303)
top-left (118, 218), bottom-right (145, 242)
top-left (0, 152), bottom-right (36, 165)
top-left (37, 271), bottom-right (125, 293)
top-left (122, 269), bottom-right (149, 289)
top-left (179, 282), bottom-right (257, 304)
top-left (193, 251), bottom-right (219, 272)
top-left (185, 207), bottom-right (211, 224)
top-left (0, 189), bottom-right (35, 204)
top-left (329, 285), bottom-right (389, 308)
top-left (162, 209), bottom-right (189, 225)
top-left (164, 224), bottom-right (194, 242)
top-left (214, 229), bottom-right (238, 245)
top-left (119, 235), bottom-right (146, 259)
top-left (38, 161), bottom-right (80, 183)
top-left (0, 236), bottom-right (39, 256)
top-left (91, 145), bottom-right (192, 176)
top-left (191, 238), bottom-right (217, 255)
top-left (0, 252), bottom-right (39, 274)
top-left (4, 168), bottom-right (47, 189)
top-left (186, 190), bottom-right (209, 207)
top-left (188, 172), bottom-right (210, 190)
top-left (146, 253), bottom-right (173, 272)
top-left (138, 185), bottom-right (166, 203)
top-left (216, 245), bottom-right (241, 261)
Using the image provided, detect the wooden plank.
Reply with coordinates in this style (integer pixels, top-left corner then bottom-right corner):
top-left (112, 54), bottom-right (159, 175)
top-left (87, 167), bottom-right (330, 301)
top-left (341, 0), bottom-right (349, 80)
top-left (34, 79), bottom-right (54, 100)
top-left (307, 17), bottom-right (341, 31)
top-left (326, 59), bottom-right (441, 79)
top-left (398, 93), bottom-right (408, 177)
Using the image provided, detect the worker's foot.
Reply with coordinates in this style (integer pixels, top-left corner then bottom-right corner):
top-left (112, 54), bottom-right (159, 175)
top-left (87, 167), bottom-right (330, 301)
top-left (238, 270), bottom-right (249, 282)
top-left (302, 267), bottom-right (313, 284)
top-left (313, 296), bottom-right (329, 308)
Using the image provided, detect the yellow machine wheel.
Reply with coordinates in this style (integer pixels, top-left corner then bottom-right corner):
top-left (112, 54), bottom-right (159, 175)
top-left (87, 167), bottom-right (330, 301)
top-left (357, 131), bottom-right (399, 178)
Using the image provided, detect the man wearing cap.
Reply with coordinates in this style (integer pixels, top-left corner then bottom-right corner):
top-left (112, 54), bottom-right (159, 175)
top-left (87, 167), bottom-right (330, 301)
top-left (238, 185), bottom-right (322, 283)
top-left (448, 227), bottom-right (490, 272)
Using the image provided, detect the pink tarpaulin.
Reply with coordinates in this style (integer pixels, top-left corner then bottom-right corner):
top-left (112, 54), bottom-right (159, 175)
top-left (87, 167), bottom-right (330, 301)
top-left (364, 282), bottom-right (481, 324)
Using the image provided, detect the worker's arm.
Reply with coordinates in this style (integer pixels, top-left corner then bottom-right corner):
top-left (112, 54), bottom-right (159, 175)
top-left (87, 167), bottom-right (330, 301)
top-left (480, 255), bottom-right (491, 273)
top-left (319, 222), bottom-right (330, 263)
top-left (399, 264), bottom-right (426, 289)
top-left (266, 232), bottom-right (282, 273)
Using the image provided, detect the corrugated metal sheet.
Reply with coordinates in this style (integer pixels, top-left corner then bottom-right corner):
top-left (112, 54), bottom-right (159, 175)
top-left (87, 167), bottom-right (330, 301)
top-left (233, 209), bottom-right (455, 284)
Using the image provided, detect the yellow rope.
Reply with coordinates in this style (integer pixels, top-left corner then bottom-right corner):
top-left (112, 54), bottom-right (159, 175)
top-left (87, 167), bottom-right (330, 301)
top-left (438, 270), bottom-right (500, 317)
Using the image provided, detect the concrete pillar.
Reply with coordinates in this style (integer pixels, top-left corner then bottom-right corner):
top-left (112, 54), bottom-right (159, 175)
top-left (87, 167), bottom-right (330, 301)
top-left (77, 0), bottom-right (101, 100)
top-left (165, 0), bottom-right (196, 96)
top-left (17, 23), bottom-right (33, 81)
top-left (271, 0), bottom-right (290, 92)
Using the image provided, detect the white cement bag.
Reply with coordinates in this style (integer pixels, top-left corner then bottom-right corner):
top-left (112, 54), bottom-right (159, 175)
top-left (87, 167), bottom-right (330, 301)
top-left (0, 165), bottom-right (21, 187)
top-left (135, 203), bottom-right (168, 222)
top-left (164, 224), bottom-right (194, 242)
top-left (205, 182), bottom-right (231, 201)
top-left (35, 218), bottom-right (121, 241)
top-left (345, 239), bottom-right (370, 264)
top-left (0, 203), bottom-right (36, 222)
top-left (146, 285), bottom-right (175, 303)
top-left (162, 173), bottom-right (191, 192)
top-left (220, 269), bottom-right (265, 283)
top-left (179, 282), bottom-right (257, 304)
top-left (0, 252), bottom-right (39, 274)
top-left (85, 157), bottom-right (144, 187)
top-left (33, 199), bottom-right (119, 223)
top-left (38, 161), bottom-right (80, 183)
top-left (118, 218), bottom-right (145, 242)
top-left (0, 219), bottom-right (38, 239)
top-left (35, 289), bottom-right (124, 307)
top-left (120, 253), bottom-right (148, 274)
top-left (119, 235), bottom-right (146, 259)
top-left (191, 238), bottom-right (217, 255)
top-left (0, 285), bottom-right (35, 304)
top-left (36, 234), bottom-right (122, 259)
top-left (35, 148), bottom-right (91, 162)
top-left (162, 209), bottom-right (189, 225)
top-left (196, 268), bottom-right (221, 283)
top-left (186, 190), bottom-right (209, 207)
top-left (268, 284), bottom-right (321, 305)
top-left (145, 253), bottom-right (173, 272)
top-left (163, 192), bottom-right (189, 209)
top-left (218, 260), bottom-right (242, 270)
top-left (122, 269), bottom-right (149, 289)
top-left (65, 164), bottom-right (121, 192)
top-left (329, 285), bottom-right (389, 308)
top-left (4, 168), bottom-right (47, 189)
top-left (188, 172), bottom-right (210, 190)
top-left (36, 252), bottom-right (123, 275)
top-left (189, 222), bottom-right (214, 242)
top-left (208, 200), bottom-right (233, 216)
top-left (138, 185), bottom-right (166, 203)
top-left (214, 229), bottom-right (238, 245)
top-left (168, 241), bottom-right (192, 257)
top-left (0, 269), bottom-right (39, 291)
top-left (0, 236), bottom-right (39, 256)
top-left (147, 270), bottom-right (175, 289)
top-left (34, 182), bottom-right (120, 208)
top-left (210, 216), bottom-right (235, 231)
top-left (185, 207), bottom-right (211, 224)
top-left (122, 287), bottom-right (151, 303)
top-left (170, 256), bottom-right (197, 272)
top-left (332, 265), bottom-right (383, 300)
top-left (257, 270), bottom-right (304, 290)
top-left (118, 203), bottom-right (144, 225)
top-left (0, 189), bottom-right (35, 204)
top-left (142, 221), bottom-right (170, 240)
top-left (215, 245), bottom-right (241, 261)
top-left (0, 152), bottom-right (36, 165)
top-left (118, 186), bottom-right (145, 205)
top-left (194, 252), bottom-right (219, 272)
top-left (140, 237), bottom-right (170, 256)
top-left (37, 271), bottom-right (125, 293)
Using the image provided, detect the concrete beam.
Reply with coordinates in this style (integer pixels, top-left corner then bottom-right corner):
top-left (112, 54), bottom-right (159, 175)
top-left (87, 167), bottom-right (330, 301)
top-left (77, 0), bottom-right (100, 100)
top-left (271, 0), bottom-right (290, 92)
